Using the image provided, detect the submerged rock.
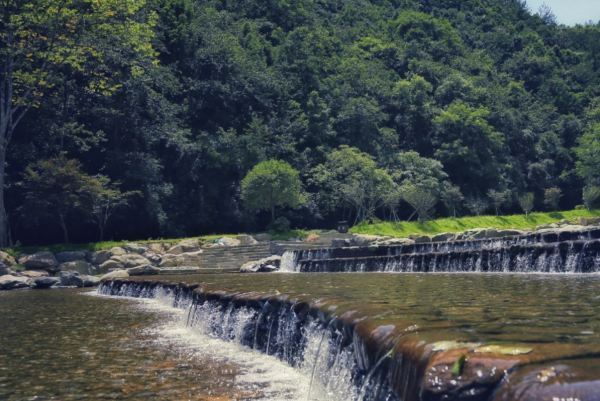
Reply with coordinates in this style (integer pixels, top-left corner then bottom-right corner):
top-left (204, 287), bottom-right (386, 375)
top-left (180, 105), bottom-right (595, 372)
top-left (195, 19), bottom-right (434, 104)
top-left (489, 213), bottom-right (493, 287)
top-left (240, 255), bottom-right (281, 273)
top-left (18, 252), bottom-right (58, 272)
top-left (0, 274), bottom-right (32, 290)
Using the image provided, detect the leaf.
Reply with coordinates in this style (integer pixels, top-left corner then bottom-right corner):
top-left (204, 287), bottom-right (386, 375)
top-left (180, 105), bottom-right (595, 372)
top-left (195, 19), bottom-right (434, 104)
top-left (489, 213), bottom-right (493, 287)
top-left (451, 354), bottom-right (466, 376)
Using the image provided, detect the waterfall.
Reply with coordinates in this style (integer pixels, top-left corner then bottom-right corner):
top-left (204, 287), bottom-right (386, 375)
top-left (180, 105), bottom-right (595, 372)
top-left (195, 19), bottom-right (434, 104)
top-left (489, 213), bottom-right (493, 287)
top-left (280, 228), bottom-right (600, 273)
top-left (99, 281), bottom-right (403, 401)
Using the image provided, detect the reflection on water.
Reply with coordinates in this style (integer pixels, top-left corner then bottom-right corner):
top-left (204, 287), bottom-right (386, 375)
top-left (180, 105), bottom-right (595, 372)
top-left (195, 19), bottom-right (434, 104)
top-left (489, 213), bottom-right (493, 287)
top-left (139, 273), bottom-right (600, 345)
top-left (0, 289), bottom-right (326, 401)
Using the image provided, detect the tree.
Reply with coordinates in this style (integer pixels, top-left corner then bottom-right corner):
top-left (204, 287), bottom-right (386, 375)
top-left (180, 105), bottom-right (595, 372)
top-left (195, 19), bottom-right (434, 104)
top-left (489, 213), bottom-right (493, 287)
top-left (441, 184), bottom-right (464, 218)
top-left (88, 177), bottom-right (139, 241)
top-left (544, 187), bottom-right (562, 211)
top-left (0, 0), bottom-right (157, 245)
top-left (241, 160), bottom-right (306, 223)
top-left (19, 156), bottom-right (96, 243)
top-left (574, 109), bottom-right (600, 187)
top-left (311, 146), bottom-right (393, 223)
top-left (583, 186), bottom-right (600, 210)
top-left (466, 197), bottom-right (488, 216)
top-left (518, 193), bottom-right (535, 217)
top-left (401, 183), bottom-right (437, 222)
top-left (487, 190), bottom-right (511, 216)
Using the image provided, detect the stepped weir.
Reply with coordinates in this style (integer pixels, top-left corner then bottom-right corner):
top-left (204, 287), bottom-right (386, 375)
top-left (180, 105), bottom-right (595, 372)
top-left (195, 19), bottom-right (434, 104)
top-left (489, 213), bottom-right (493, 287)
top-left (280, 227), bottom-right (600, 273)
top-left (99, 226), bottom-right (600, 401)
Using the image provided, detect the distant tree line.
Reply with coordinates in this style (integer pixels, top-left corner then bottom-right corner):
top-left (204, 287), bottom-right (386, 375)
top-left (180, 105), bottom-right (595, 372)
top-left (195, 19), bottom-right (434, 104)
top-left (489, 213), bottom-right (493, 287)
top-left (1, 0), bottom-right (600, 245)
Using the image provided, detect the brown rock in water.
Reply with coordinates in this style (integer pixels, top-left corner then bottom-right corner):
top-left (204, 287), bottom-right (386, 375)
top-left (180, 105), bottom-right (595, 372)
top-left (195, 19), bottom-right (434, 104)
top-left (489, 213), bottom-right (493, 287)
top-left (422, 349), bottom-right (519, 401)
top-left (492, 362), bottom-right (600, 401)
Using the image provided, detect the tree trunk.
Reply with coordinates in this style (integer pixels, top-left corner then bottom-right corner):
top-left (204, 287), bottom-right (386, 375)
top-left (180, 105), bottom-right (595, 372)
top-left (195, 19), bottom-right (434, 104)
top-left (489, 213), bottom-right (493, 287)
top-left (270, 204), bottom-right (275, 223)
top-left (98, 223), bottom-right (105, 242)
top-left (59, 213), bottom-right (69, 243)
top-left (0, 141), bottom-right (8, 247)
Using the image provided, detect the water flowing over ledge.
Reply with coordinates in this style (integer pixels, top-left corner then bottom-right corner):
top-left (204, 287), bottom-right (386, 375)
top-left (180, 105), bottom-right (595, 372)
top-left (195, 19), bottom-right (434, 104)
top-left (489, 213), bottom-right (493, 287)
top-left (280, 228), bottom-right (600, 273)
top-left (98, 277), bottom-right (600, 401)
top-left (99, 280), bottom-right (404, 401)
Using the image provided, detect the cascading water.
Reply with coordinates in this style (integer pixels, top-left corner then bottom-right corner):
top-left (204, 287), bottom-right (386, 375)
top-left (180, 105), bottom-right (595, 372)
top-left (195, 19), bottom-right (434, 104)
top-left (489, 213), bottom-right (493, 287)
top-left (98, 281), bottom-right (402, 401)
top-left (280, 228), bottom-right (600, 273)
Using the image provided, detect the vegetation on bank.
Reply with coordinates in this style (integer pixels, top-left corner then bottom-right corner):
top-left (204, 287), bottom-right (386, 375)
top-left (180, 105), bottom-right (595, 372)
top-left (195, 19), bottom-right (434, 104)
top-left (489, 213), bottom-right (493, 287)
top-left (351, 209), bottom-right (600, 238)
top-left (3, 0), bottom-right (600, 246)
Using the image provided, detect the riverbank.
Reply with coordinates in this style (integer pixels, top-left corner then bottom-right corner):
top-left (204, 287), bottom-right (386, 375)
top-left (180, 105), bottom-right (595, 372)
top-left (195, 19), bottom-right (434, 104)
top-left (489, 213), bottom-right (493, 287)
top-left (351, 209), bottom-right (600, 238)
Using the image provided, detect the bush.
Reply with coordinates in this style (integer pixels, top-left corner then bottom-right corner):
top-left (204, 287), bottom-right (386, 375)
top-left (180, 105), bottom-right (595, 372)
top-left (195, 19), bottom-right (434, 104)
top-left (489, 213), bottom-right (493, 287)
top-left (543, 187), bottom-right (562, 211)
top-left (518, 192), bottom-right (535, 217)
top-left (268, 216), bottom-right (291, 233)
top-left (583, 186), bottom-right (600, 210)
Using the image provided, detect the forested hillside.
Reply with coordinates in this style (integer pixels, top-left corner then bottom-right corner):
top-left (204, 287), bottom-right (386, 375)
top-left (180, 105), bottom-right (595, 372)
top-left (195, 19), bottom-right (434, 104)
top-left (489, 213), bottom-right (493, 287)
top-left (2, 0), bottom-right (600, 245)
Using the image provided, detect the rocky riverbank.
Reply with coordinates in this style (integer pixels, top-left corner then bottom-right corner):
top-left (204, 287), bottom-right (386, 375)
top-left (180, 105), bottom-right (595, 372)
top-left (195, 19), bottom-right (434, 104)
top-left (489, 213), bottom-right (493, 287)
top-left (0, 235), bottom-right (261, 291)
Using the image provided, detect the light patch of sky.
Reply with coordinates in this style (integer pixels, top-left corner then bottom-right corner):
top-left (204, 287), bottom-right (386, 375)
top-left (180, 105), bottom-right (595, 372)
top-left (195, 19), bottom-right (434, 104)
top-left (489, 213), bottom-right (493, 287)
top-left (525, 0), bottom-right (600, 25)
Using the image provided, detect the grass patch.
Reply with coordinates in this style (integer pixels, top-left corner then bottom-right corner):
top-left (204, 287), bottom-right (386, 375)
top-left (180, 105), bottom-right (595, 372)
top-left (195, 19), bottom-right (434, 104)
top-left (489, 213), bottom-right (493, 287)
top-left (351, 209), bottom-right (600, 238)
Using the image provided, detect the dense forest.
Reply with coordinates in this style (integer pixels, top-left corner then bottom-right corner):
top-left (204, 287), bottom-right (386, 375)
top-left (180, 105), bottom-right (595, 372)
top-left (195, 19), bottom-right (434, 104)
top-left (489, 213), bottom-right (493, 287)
top-left (2, 0), bottom-right (600, 245)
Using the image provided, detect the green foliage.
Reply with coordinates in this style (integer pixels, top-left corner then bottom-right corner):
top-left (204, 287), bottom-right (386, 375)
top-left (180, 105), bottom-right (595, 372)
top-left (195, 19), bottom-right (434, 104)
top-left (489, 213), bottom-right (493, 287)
top-left (518, 193), bottom-right (535, 217)
top-left (487, 190), bottom-right (512, 216)
top-left (4, 0), bottom-right (600, 244)
top-left (241, 160), bottom-right (305, 222)
top-left (544, 187), bottom-right (562, 211)
top-left (583, 186), bottom-right (600, 210)
top-left (311, 146), bottom-right (394, 223)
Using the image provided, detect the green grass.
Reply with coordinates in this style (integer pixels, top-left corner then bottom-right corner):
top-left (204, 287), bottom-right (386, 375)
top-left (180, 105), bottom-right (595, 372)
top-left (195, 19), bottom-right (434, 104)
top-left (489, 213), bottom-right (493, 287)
top-left (351, 209), bottom-right (600, 238)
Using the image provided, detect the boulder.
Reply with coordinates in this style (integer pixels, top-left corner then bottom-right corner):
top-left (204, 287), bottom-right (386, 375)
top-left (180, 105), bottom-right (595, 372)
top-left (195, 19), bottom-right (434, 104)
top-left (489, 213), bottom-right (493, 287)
top-left (110, 254), bottom-right (151, 269)
top-left (0, 262), bottom-right (12, 275)
top-left (100, 269), bottom-right (129, 281)
top-left (148, 242), bottom-right (170, 254)
top-left (81, 275), bottom-right (100, 287)
top-left (577, 216), bottom-right (600, 226)
top-left (18, 251), bottom-right (58, 272)
top-left (99, 259), bottom-right (125, 272)
top-left (240, 255), bottom-right (281, 273)
top-left (89, 250), bottom-right (113, 266)
top-left (496, 229), bottom-right (525, 237)
top-left (32, 276), bottom-right (59, 289)
top-left (59, 271), bottom-right (84, 287)
top-left (215, 237), bottom-right (241, 247)
top-left (123, 243), bottom-right (148, 254)
top-left (237, 234), bottom-right (259, 246)
top-left (58, 271), bottom-right (100, 287)
top-left (0, 251), bottom-right (16, 266)
top-left (0, 274), bottom-right (31, 290)
top-left (127, 264), bottom-right (160, 276)
top-left (55, 251), bottom-right (89, 264)
top-left (166, 238), bottom-right (201, 255)
top-left (20, 270), bottom-right (49, 278)
top-left (109, 246), bottom-right (127, 256)
top-left (143, 252), bottom-right (162, 265)
top-left (58, 260), bottom-right (95, 275)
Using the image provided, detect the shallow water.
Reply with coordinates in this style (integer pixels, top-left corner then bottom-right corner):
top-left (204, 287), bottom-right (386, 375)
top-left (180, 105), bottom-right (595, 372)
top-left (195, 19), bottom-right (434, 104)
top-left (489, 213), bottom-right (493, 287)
top-left (0, 289), bottom-right (328, 401)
